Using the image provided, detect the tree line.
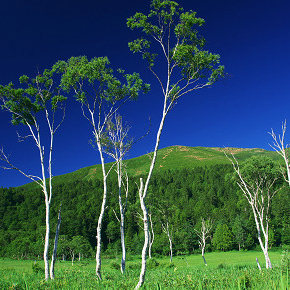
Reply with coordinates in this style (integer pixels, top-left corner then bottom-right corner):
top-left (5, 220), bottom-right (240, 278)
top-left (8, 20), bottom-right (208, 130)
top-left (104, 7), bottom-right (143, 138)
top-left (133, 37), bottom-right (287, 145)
top-left (1, 164), bottom-right (290, 260)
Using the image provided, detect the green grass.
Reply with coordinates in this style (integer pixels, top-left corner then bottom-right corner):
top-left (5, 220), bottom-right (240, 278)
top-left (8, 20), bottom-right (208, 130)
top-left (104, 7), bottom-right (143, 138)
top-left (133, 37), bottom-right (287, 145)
top-left (0, 250), bottom-right (289, 289)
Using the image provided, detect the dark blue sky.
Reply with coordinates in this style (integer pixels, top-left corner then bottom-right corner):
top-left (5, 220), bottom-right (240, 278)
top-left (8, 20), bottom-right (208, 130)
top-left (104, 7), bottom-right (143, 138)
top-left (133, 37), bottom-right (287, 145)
top-left (1, 0), bottom-right (290, 188)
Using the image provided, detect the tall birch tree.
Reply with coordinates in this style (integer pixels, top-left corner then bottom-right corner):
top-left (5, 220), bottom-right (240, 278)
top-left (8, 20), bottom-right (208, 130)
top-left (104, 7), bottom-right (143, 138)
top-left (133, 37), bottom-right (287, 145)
top-left (53, 56), bottom-right (149, 280)
top-left (127, 1), bottom-right (224, 287)
top-left (227, 155), bottom-right (281, 269)
top-left (0, 69), bottom-right (66, 280)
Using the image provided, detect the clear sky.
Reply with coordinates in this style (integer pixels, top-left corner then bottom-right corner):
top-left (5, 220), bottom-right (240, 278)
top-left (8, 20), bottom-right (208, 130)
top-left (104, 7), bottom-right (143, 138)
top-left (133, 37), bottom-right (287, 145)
top-left (1, 0), bottom-right (290, 188)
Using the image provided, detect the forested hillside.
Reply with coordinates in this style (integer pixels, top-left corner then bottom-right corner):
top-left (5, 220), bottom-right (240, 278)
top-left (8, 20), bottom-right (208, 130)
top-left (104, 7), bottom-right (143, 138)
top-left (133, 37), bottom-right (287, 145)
top-left (1, 146), bottom-right (289, 259)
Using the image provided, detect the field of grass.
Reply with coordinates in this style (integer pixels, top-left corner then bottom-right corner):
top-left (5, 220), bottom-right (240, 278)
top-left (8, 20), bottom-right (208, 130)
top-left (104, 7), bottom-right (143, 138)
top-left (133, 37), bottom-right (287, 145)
top-left (0, 250), bottom-right (289, 289)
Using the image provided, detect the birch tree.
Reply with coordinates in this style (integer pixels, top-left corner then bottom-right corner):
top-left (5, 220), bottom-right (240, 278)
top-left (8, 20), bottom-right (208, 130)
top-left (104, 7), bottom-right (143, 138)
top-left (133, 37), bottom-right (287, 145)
top-left (269, 120), bottom-right (290, 188)
top-left (102, 114), bottom-right (131, 274)
top-left (50, 203), bottom-right (62, 279)
top-left (0, 69), bottom-right (66, 280)
top-left (148, 211), bottom-right (155, 259)
top-left (53, 56), bottom-right (149, 280)
top-left (159, 209), bottom-right (174, 263)
top-left (127, 1), bottom-right (224, 287)
top-left (226, 155), bottom-right (281, 269)
top-left (194, 218), bottom-right (213, 266)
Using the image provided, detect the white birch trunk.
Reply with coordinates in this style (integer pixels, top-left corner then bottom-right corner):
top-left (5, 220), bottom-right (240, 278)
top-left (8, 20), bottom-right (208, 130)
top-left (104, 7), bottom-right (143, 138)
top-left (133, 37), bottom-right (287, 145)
top-left (161, 218), bottom-right (173, 263)
top-left (135, 178), bottom-right (150, 290)
top-left (103, 116), bottom-right (130, 275)
top-left (44, 199), bottom-right (50, 280)
top-left (50, 204), bottom-right (62, 279)
top-left (135, 100), bottom-right (168, 289)
top-left (201, 247), bottom-right (207, 266)
top-left (118, 160), bottom-right (126, 274)
top-left (95, 139), bottom-right (107, 280)
top-left (119, 174), bottom-right (126, 274)
top-left (72, 252), bottom-right (74, 266)
top-left (252, 204), bottom-right (273, 269)
top-left (226, 153), bottom-right (276, 270)
top-left (194, 218), bottom-right (212, 267)
top-left (148, 213), bottom-right (154, 259)
top-left (169, 237), bottom-right (173, 263)
top-left (120, 213), bottom-right (126, 274)
top-left (256, 258), bottom-right (262, 270)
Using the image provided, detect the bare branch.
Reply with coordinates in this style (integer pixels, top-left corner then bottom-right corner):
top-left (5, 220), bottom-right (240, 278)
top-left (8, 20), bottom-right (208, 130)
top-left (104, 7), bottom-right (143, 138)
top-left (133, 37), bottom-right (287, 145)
top-left (0, 148), bottom-right (43, 188)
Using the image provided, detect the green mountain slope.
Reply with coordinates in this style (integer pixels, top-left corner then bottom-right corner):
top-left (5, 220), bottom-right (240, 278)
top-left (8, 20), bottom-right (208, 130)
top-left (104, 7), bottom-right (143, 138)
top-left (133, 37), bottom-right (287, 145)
top-left (2, 145), bottom-right (288, 259)
top-left (20, 145), bottom-right (282, 189)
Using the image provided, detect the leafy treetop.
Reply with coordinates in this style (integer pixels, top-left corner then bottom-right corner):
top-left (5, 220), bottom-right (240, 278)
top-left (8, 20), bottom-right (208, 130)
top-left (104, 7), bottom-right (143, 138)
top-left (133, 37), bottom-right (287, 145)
top-left (127, 0), bottom-right (224, 104)
top-left (0, 69), bottom-right (66, 126)
top-left (53, 56), bottom-right (150, 107)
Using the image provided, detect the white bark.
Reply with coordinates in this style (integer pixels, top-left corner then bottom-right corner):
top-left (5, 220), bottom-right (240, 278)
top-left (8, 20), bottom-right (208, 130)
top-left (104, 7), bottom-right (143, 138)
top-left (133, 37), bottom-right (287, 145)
top-left (0, 84), bottom-right (65, 280)
top-left (225, 153), bottom-right (278, 269)
top-left (135, 178), bottom-right (149, 290)
top-left (148, 212), bottom-right (155, 259)
top-left (95, 138), bottom-right (107, 280)
top-left (130, 5), bottom-right (218, 288)
top-left (256, 257), bottom-right (262, 270)
top-left (71, 252), bottom-right (75, 266)
top-left (269, 120), bottom-right (290, 187)
top-left (118, 164), bottom-right (127, 274)
top-left (194, 218), bottom-right (212, 266)
top-left (160, 214), bottom-right (173, 263)
top-left (103, 114), bottom-right (131, 274)
top-left (77, 94), bottom-right (128, 280)
top-left (50, 204), bottom-right (62, 280)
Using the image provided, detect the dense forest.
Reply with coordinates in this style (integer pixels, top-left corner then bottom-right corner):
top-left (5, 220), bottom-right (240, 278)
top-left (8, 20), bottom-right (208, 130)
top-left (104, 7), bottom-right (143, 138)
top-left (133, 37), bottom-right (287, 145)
top-left (1, 160), bottom-right (290, 260)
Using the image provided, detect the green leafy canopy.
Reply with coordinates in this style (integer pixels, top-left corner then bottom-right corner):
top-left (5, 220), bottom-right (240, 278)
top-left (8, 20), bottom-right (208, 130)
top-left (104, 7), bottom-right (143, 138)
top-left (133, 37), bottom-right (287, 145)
top-left (127, 0), bottom-right (224, 87)
top-left (0, 69), bottom-right (66, 126)
top-left (52, 56), bottom-right (150, 104)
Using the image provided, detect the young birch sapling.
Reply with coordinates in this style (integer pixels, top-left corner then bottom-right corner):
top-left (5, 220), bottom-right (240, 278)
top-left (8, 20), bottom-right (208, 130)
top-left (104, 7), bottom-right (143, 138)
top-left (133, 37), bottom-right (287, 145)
top-left (0, 70), bottom-right (66, 280)
top-left (226, 154), bottom-right (281, 269)
top-left (102, 114), bottom-right (131, 274)
top-left (194, 218), bottom-right (213, 266)
top-left (127, 0), bottom-right (224, 287)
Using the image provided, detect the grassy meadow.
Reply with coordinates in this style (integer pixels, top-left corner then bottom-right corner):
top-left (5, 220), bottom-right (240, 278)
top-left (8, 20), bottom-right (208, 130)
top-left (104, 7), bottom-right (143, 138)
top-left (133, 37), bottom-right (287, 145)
top-left (1, 250), bottom-right (289, 289)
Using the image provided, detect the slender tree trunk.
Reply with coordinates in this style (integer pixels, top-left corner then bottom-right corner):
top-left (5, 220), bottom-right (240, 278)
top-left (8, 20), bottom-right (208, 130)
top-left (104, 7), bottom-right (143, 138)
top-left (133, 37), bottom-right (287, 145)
top-left (201, 247), bottom-right (207, 266)
top-left (264, 249), bottom-right (272, 269)
top-left (95, 139), bottom-right (107, 280)
top-left (72, 252), bottom-right (74, 266)
top-left (256, 258), bottom-right (262, 270)
top-left (135, 179), bottom-right (150, 290)
top-left (120, 213), bottom-right (126, 274)
top-left (148, 213), bottom-right (154, 259)
top-left (135, 104), bottom-right (168, 289)
top-left (95, 182), bottom-right (106, 279)
top-left (50, 204), bottom-right (62, 279)
top-left (118, 161), bottom-right (126, 274)
top-left (44, 199), bottom-right (50, 280)
top-left (253, 206), bottom-right (273, 269)
top-left (169, 237), bottom-right (173, 263)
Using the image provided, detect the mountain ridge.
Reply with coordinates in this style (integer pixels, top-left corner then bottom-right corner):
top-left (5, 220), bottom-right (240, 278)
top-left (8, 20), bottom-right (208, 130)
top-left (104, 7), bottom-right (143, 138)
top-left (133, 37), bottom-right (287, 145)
top-left (19, 145), bottom-right (281, 189)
